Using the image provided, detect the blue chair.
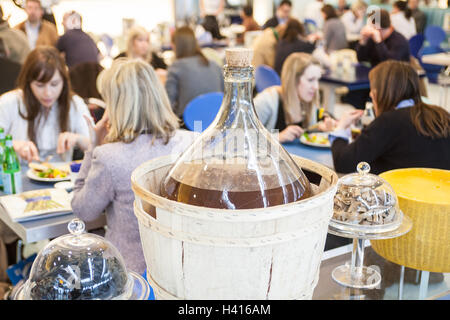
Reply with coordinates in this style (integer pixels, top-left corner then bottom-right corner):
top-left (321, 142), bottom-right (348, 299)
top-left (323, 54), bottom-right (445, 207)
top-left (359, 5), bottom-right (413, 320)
top-left (255, 65), bottom-right (281, 93)
top-left (182, 92), bottom-right (223, 132)
top-left (424, 25), bottom-right (446, 48)
top-left (409, 34), bottom-right (425, 59)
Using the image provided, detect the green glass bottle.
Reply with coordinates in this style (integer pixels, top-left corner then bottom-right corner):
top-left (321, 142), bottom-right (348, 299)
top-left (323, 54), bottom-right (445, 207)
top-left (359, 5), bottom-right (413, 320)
top-left (2, 135), bottom-right (22, 195)
top-left (0, 128), bottom-right (5, 192)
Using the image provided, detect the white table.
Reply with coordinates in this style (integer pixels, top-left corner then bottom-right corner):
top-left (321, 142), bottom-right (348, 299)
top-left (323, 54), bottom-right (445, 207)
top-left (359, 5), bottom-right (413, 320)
top-left (421, 53), bottom-right (450, 107)
top-left (0, 165), bottom-right (106, 243)
top-left (421, 52), bottom-right (450, 67)
top-left (346, 33), bottom-right (361, 43)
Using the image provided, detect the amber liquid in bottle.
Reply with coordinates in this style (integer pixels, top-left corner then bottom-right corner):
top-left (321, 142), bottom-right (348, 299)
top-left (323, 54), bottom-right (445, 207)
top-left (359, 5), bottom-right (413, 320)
top-left (160, 161), bottom-right (311, 209)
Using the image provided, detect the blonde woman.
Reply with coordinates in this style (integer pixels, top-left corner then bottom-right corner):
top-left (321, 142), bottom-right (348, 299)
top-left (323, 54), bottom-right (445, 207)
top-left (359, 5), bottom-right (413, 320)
top-left (71, 58), bottom-right (195, 274)
top-left (254, 52), bottom-right (335, 143)
top-left (341, 0), bottom-right (367, 36)
top-left (115, 25), bottom-right (167, 71)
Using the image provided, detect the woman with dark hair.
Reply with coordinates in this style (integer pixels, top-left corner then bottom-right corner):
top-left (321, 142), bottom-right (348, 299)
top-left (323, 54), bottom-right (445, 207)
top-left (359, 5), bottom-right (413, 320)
top-left (390, 0), bottom-right (417, 40)
top-left (200, 0), bottom-right (225, 40)
top-left (165, 26), bottom-right (223, 117)
top-left (0, 46), bottom-right (93, 163)
top-left (274, 18), bottom-right (315, 75)
top-left (329, 60), bottom-right (450, 174)
top-left (320, 4), bottom-right (348, 53)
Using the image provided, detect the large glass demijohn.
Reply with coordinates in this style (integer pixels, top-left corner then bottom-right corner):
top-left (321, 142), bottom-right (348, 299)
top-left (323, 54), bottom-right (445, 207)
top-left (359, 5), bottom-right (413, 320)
top-left (160, 48), bottom-right (311, 209)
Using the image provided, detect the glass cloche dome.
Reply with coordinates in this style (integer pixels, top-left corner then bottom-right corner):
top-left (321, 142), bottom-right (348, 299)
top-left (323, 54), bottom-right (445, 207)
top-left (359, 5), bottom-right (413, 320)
top-left (14, 219), bottom-right (150, 300)
top-left (330, 162), bottom-right (403, 234)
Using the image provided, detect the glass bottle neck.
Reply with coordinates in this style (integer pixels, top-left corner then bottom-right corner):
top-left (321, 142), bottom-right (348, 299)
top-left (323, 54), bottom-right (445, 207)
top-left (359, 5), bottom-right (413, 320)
top-left (218, 65), bottom-right (260, 129)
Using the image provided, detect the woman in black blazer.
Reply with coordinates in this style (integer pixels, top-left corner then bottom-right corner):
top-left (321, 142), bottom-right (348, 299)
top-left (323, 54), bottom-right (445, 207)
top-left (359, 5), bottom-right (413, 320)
top-left (329, 60), bottom-right (450, 174)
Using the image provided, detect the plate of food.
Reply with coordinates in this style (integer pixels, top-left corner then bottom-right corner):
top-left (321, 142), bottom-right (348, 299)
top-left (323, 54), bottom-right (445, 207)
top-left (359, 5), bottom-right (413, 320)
top-left (300, 132), bottom-right (331, 148)
top-left (27, 162), bottom-right (71, 182)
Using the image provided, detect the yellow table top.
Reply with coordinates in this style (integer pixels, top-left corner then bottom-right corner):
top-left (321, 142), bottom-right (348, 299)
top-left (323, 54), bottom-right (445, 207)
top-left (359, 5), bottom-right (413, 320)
top-left (380, 168), bottom-right (450, 205)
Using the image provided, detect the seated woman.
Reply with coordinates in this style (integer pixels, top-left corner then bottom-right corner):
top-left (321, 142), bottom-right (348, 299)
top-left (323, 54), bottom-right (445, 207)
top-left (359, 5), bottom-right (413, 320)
top-left (321, 4), bottom-right (348, 53)
top-left (340, 0), bottom-right (367, 38)
top-left (0, 46), bottom-right (92, 163)
top-left (254, 52), bottom-right (335, 143)
top-left (71, 58), bottom-right (195, 274)
top-left (165, 26), bottom-right (224, 118)
top-left (274, 18), bottom-right (315, 75)
top-left (115, 25), bottom-right (167, 71)
top-left (330, 60), bottom-right (450, 174)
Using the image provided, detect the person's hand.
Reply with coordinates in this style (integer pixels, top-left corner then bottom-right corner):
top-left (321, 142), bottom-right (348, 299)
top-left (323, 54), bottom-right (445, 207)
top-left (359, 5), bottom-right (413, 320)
top-left (278, 125), bottom-right (304, 143)
top-left (12, 140), bottom-right (40, 163)
top-left (307, 33), bottom-right (321, 42)
top-left (371, 28), bottom-right (382, 43)
top-left (83, 112), bottom-right (109, 150)
top-left (336, 110), bottom-right (364, 131)
top-left (57, 132), bottom-right (80, 155)
top-left (317, 116), bottom-right (337, 132)
top-left (359, 25), bottom-right (373, 44)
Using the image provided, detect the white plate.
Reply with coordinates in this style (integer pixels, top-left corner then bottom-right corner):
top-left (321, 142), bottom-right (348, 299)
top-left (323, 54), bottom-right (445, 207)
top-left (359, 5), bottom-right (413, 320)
top-left (299, 132), bottom-right (331, 148)
top-left (26, 163), bottom-right (71, 182)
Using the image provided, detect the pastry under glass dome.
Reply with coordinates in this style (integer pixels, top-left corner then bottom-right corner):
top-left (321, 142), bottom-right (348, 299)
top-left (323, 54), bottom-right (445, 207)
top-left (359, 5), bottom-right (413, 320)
top-left (330, 162), bottom-right (403, 235)
top-left (13, 219), bottom-right (150, 300)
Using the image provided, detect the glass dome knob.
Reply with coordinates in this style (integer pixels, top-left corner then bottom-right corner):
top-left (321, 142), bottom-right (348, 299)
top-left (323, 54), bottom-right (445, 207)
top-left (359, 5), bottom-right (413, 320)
top-left (357, 162), bottom-right (371, 175)
top-left (68, 219), bottom-right (85, 235)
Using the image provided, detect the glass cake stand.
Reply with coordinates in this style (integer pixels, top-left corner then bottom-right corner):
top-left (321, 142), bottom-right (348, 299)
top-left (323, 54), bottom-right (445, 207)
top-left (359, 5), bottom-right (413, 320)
top-left (328, 214), bottom-right (412, 289)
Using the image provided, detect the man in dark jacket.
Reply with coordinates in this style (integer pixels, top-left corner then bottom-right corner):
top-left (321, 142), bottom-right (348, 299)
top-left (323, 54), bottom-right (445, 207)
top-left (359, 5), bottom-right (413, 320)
top-left (56, 11), bottom-right (100, 68)
top-left (356, 8), bottom-right (410, 67)
top-left (342, 9), bottom-right (410, 109)
top-left (262, 0), bottom-right (292, 29)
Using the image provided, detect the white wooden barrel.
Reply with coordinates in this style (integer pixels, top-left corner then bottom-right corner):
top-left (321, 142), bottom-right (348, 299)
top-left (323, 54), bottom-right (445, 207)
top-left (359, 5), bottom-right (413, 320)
top-left (131, 155), bottom-right (338, 300)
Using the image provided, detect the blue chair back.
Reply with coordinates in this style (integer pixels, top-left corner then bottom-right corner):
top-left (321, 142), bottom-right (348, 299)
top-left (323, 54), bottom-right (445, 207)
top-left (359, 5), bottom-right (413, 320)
top-left (424, 25), bottom-right (446, 48)
top-left (183, 92), bottom-right (223, 132)
top-left (409, 34), bottom-right (424, 59)
top-left (255, 65), bottom-right (281, 93)
top-left (418, 45), bottom-right (446, 84)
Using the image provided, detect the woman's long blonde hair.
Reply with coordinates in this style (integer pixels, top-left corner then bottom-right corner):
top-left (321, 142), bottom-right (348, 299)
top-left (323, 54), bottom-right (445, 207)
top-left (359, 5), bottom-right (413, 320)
top-left (126, 25), bottom-right (151, 62)
top-left (280, 52), bottom-right (321, 126)
top-left (98, 58), bottom-right (180, 144)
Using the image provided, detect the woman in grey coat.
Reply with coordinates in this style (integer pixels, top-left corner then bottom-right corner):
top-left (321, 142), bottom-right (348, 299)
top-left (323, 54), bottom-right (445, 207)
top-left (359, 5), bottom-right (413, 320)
top-left (165, 26), bottom-right (224, 118)
top-left (71, 59), bottom-right (195, 274)
top-left (321, 4), bottom-right (348, 53)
